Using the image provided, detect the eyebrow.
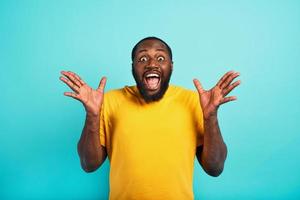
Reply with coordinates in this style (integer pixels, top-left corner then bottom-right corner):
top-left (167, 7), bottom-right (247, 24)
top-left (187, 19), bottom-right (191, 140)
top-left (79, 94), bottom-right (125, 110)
top-left (137, 48), bottom-right (166, 53)
top-left (156, 48), bottom-right (166, 52)
top-left (138, 49), bottom-right (147, 53)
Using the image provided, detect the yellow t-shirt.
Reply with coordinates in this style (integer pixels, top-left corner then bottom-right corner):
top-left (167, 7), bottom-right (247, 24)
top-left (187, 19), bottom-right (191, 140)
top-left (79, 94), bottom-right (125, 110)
top-left (99, 84), bottom-right (204, 200)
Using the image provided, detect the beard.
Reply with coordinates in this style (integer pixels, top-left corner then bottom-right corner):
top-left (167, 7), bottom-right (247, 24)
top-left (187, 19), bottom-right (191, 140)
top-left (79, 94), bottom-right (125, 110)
top-left (132, 67), bottom-right (172, 103)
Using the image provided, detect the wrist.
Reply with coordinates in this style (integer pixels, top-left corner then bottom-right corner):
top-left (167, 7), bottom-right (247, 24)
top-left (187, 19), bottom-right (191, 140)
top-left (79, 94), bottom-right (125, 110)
top-left (204, 112), bottom-right (218, 122)
top-left (86, 111), bottom-right (100, 118)
top-left (85, 105), bottom-right (101, 117)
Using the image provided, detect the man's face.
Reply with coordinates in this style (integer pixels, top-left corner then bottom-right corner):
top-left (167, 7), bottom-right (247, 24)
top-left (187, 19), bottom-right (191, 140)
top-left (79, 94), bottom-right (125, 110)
top-left (132, 39), bottom-right (173, 102)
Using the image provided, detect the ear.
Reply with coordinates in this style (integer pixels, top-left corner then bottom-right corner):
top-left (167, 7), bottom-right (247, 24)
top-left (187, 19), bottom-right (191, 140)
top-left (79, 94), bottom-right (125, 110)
top-left (171, 61), bottom-right (173, 71)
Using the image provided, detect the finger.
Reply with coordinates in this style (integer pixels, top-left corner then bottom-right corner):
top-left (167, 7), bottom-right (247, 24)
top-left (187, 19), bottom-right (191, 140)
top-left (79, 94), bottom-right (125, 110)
top-left (220, 72), bottom-right (240, 89)
top-left (97, 77), bottom-right (107, 93)
top-left (60, 76), bottom-right (80, 93)
top-left (67, 71), bottom-right (86, 86)
top-left (223, 80), bottom-right (241, 96)
top-left (66, 71), bottom-right (83, 87)
top-left (61, 71), bottom-right (82, 88)
top-left (193, 79), bottom-right (205, 94)
top-left (216, 70), bottom-right (235, 88)
top-left (64, 92), bottom-right (81, 101)
top-left (219, 96), bottom-right (237, 105)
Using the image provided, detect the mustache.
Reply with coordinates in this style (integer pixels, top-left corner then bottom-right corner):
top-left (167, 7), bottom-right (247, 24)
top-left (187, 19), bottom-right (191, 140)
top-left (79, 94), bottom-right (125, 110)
top-left (143, 66), bottom-right (162, 77)
top-left (145, 65), bottom-right (160, 70)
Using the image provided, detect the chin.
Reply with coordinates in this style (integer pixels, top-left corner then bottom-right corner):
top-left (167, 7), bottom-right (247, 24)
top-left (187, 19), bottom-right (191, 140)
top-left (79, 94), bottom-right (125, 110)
top-left (142, 87), bottom-right (165, 102)
top-left (132, 68), bottom-right (172, 103)
top-left (137, 79), bottom-right (171, 103)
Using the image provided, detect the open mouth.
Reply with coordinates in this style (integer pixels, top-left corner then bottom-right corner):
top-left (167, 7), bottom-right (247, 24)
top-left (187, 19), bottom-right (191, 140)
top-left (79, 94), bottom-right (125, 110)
top-left (143, 72), bottom-right (161, 91)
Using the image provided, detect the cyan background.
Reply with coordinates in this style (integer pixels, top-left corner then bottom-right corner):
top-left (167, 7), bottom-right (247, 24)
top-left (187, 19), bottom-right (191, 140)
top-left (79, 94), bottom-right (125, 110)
top-left (1, 0), bottom-right (299, 199)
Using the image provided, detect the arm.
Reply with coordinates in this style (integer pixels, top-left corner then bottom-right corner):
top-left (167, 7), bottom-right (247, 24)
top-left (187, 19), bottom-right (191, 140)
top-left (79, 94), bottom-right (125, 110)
top-left (77, 112), bottom-right (107, 173)
top-left (196, 115), bottom-right (227, 177)
top-left (193, 70), bottom-right (241, 177)
top-left (60, 70), bottom-right (107, 172)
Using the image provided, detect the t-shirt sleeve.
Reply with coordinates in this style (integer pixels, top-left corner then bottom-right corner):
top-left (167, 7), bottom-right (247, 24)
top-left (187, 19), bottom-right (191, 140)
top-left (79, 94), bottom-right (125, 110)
top-left (191, 91), bottom-right (205, 147)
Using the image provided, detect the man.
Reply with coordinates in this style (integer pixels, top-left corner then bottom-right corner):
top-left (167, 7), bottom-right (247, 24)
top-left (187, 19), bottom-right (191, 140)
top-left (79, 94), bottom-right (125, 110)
top-left (60, 37), bottom-right (240, 200)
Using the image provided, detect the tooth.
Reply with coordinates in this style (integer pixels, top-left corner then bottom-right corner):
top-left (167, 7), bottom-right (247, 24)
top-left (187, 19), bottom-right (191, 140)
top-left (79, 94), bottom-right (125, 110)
top-left (146, 73), bottom-right (159, 78)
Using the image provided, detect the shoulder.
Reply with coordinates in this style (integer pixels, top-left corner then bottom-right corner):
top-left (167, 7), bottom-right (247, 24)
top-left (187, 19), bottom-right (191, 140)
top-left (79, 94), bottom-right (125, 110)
top-left (104, 85), bottom-right (139, 101)
top-left (103, 85), bottom-right (138, 109)
top-left (102, 87), bottom-right (124, 111)
top-left (170, 84), bottom-right (197, 94)
top-left (104, 87), bottom-right (124, 99)
top-left (169, 84), bottom-right (199, 103)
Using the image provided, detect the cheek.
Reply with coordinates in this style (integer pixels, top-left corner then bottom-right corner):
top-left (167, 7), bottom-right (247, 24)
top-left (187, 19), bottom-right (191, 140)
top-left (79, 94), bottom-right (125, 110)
top-left (133, 67), bottom-right (144, 78)
top-left (161, 65), bottom-right (172, 74)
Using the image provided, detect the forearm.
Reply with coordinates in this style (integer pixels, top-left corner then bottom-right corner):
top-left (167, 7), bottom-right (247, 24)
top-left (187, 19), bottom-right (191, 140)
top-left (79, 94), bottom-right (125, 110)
top-left (200, 114), bottom-right (227, 176)
top-left (77, 112), bottom-right (106, 172)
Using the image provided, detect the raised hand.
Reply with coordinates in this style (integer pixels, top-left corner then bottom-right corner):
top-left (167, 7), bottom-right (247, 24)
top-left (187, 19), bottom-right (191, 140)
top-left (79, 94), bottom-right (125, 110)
top-left (193, 71), bottom-right (241, 119)
top-left (60, 71), bottom-right (107, 116)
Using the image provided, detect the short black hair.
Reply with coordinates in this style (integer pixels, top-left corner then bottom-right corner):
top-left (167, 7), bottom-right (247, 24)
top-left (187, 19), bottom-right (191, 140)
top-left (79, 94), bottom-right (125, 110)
top-left (131, 36), bottom-right (172, 61)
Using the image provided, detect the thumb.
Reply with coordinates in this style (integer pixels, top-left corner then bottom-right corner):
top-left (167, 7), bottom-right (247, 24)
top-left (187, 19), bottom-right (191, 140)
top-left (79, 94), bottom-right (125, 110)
top-left (97, 77), bottom-right (107, 93)
top-left (193, 78), bottom-right (205, 94)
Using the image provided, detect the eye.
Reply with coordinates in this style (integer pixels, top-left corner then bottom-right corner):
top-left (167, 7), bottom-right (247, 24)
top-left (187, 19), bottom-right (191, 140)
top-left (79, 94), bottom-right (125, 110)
top-left (139, 56), bottom-right (148, 62)
top-left (157, 56), bottom-right (165, 61)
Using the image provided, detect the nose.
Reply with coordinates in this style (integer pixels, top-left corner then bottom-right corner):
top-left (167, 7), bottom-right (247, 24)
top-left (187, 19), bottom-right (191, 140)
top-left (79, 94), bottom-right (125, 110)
top-left (146, 57), bottom-right (158, 68)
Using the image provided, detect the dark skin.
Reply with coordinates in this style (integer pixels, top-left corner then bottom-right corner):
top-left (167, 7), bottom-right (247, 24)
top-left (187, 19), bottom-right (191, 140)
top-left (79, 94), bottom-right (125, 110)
top-left (132, 39), bottom-right (173, 101)
top-left (59, 39), bottom-right (241, 175)
top-left (194, 71), bottom-right (240, 176)
top-left (60, 71), bottom-right (108, 172)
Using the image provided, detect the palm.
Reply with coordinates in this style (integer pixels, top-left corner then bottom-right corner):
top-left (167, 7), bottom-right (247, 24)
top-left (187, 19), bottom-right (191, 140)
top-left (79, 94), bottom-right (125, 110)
top-left (198, 87), bottom-right (222, 116)
top-left (60, 71), bottom-right (107, 115)
top-left (77, 85), bottom-right (104, 114)
top-left (193, 71), bottom-right (241, 119)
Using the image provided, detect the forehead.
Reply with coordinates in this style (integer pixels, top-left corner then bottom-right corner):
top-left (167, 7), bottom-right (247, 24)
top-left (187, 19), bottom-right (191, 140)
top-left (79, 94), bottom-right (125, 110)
top-left (135, 39), bottom-right (168, 52)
